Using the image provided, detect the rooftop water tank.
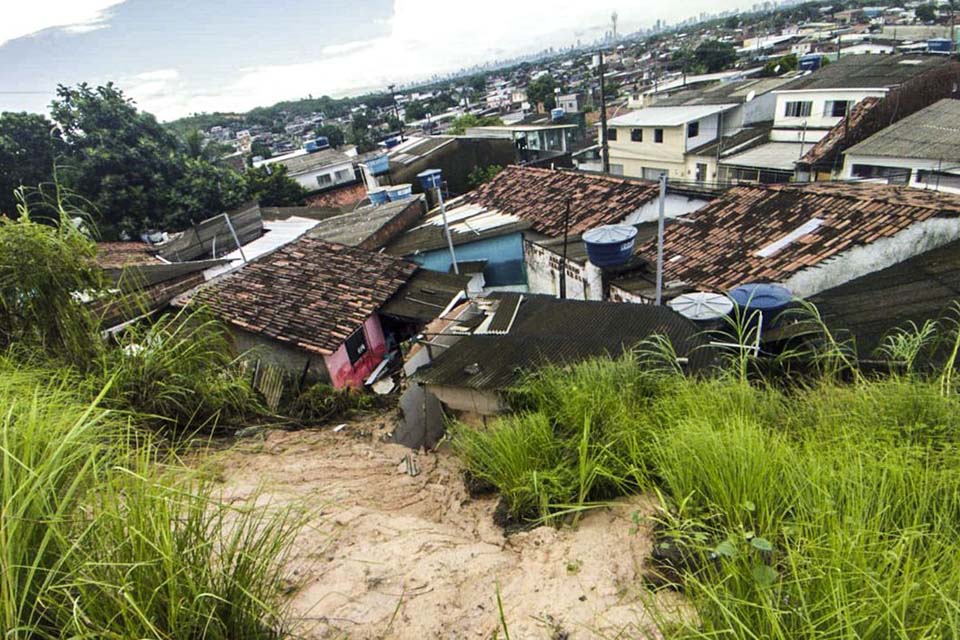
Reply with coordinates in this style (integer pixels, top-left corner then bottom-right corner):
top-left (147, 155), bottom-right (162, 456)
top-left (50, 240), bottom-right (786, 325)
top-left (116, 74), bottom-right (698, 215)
top-left (417, 168), bottom-right (443, 190)
top-left (367, 187), bottom-right (389, 205)
top-left (383, 136), bottom-right (402, 149)
top-left (582, 225), bottom-right (638, 268)
top-left (386, 183), bottom-right (413, 201)
top-left (314, 135), bottom-right (330, 149)
top-left (928, 38), bottom-right (953, 54)
top-left (550, 107), bottom-right (566, 121)
top-left (668, 292), bottom-right (734, 323)
top-left (728, 283), bottom-right (792, 330)
top-left (365, 155), bottom-right (390, 175)
top-left (304, 140), bottom-right (319, 153)
top-left (799, 54), bottom-right (823, 71)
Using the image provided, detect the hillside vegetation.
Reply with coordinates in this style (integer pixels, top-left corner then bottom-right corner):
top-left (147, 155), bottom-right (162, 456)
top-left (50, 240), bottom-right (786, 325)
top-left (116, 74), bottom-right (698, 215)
top-left (454, 315), bottom-right (960, 638)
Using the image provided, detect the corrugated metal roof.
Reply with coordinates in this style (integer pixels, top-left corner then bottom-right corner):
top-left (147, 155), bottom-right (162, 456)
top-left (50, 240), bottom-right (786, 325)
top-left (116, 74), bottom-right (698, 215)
top-left (720, 142), bottom-right (807, 171)
top-left (844, 98), bottom-right (960, 163)
top-left (608, 104), bottom-right (738, 127)
top-left (415, 296), bottom-right (712, 390)
top-left (776, 54), bottom-right (949, 91)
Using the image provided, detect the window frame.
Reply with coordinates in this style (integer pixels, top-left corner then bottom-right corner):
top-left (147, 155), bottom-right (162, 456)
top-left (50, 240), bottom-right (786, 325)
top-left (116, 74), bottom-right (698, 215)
top-left (654, 128), bottom-right (664, 143)
top-left (344, 327), bottom-right (369, 365)
top-left (630, 128), bottom-right (643, 142)
top-left (606, 128), bottom-right (618, 141)
top-left (317, 173), bottom-right (334, 186)
top-left (687, 121), bottom-right (700, 138)
top-left (784, 100), bottom-right (813, 118)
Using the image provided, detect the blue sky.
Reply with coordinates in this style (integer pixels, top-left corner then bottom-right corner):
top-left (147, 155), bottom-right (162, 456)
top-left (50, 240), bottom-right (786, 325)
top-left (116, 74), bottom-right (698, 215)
top-left (2, 0), bottom-right (753, 121)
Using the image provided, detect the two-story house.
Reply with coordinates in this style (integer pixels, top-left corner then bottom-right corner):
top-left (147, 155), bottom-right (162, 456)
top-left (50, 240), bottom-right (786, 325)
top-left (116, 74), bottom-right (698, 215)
top-left (719, 54), bottom-right (959, 184)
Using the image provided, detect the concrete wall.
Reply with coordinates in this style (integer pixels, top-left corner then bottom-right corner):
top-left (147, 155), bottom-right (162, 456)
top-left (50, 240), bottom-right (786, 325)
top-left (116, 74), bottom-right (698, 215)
top-left (391, 138), bottom-right (516, 196)
top-left (232, 326), bottom-right (330, 383)
top-left (292, 160), bottom-right (356, 190)
top-left (773, 88), bottom-right (887, 131)
top-left (524, 240), bottom-right (605, 300)
top-left (841, 153), bottom-right (960, 193)
top-left (684, 113), bottom-right (722, 152)
top-left (410, 232), bottom-right (527, 286)
top-left (356, 198), bottom-right (426, 251)
top-left (427, 383), bottom-right (505, 415)
top-left (608, 123), bottom-right (686, 180)
top-left (323, 315), bottom-right (388, 389)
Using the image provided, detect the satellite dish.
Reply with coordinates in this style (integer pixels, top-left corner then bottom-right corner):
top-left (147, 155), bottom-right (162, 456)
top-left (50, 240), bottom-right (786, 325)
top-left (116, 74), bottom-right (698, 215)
top-left (745, 90), bottom-right (757, 102)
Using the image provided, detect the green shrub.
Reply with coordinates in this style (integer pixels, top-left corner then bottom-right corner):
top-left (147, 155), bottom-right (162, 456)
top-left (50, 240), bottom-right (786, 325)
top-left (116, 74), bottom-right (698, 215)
top-left (292, 381), bottom-right (373, 423)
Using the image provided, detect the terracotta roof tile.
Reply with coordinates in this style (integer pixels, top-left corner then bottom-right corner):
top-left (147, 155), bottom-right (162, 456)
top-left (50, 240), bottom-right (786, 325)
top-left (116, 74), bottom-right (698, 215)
top-left (191, 238), bottom-right (418, 355)
top-left (460, 165), bottom-right (661, 236)
top-left (637, 182), bottom-right (960, 293)
top-left (96, 242), bottom-right (162, 269)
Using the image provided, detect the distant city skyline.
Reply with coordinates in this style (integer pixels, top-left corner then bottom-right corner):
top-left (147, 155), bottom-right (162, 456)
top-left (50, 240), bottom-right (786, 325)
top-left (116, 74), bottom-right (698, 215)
top-left (4, 0), bottom-right (758, 121)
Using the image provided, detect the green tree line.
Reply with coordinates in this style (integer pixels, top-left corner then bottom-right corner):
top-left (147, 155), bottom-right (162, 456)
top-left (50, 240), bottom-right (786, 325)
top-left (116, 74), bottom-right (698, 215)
top-left (0, 83), bottom-right (307, 239)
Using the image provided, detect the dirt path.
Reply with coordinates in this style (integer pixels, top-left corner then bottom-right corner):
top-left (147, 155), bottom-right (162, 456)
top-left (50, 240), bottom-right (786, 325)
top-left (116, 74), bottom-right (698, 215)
top-left (203, 421), bottom-right (683, 639)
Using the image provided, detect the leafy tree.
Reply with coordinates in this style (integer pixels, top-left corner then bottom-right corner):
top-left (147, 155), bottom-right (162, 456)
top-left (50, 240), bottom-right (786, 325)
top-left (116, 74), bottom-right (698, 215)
top-left (348, 112), bottom-right (377, 152)
top-left (694, 40), bottom-right (738, 73)
top-left (469, 75), bottom-right (488, 93)
top-left (250, 140), bottom-right (272, 161)
top-left (467, 164), bottom-right (503, 188)
top-left (182, 129), bottom-right (232, 161)
top-left (245, 165), bottom-right (307, 207)
top-left (527, 74), bottom-right (559, 110)
top-left (915, 3), bottom-right (937, 22)
top-left (761, 53), bottom-right (798, 77)
top-left (446, 114), bottom-right (503, 135)
top-left (405, 101), bottom-right (428, 122)
top-left (166, 158), bottom-right (248, 229)
top-left (50, 83), bottom-right (182, 237)
top-left (316, 124), bottom-right (345, 148)
top-left (724, 15), bottom-right (741, 29)
top-left (386, 116), bottom-right (404, 133)
top-left (0, 112), bottom-right (63, 217)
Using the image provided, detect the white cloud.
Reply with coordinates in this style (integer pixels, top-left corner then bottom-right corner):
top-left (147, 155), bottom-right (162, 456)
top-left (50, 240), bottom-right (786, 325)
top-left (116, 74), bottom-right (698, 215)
top-left (1, 1), bottom-right (127, 47)
top-left (120, 0), bottom-right (751, 120)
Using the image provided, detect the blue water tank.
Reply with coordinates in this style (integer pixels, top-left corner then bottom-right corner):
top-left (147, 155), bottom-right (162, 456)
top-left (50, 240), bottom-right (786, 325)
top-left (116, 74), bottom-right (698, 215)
top-left (417, 168), bottom-right (443, 190)
top-left (304, 140), bottom-right (318, 153)
top-left (365, 155), bottom-right (390, 175)
top-left (314, 136), bottom-right (330, 149)
top-left (928, 38), bottom-right (953, 54)
top-left (367, 187), bottom-right (389, 205)
top-left (582, 225), bottom-right (638, 267)
top-left (383, 136), bottom-right (402, 149)
top-left (550, 107), bottom-right (566, 121)
top-left (728, 283), bottom-right (792, 329)
top-left (799, 54), bottom-right (823, 71)
top-left (386, 183), bottom-right (413, 201)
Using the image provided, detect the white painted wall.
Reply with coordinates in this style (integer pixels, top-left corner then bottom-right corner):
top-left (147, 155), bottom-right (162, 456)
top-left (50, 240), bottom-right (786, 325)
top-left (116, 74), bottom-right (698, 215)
top-left (785, 217), bottom-right (960, 297)
top-left (841, 153), bottom-right (960, 193)
top-left (684, 113), bottom-right (722, 152)
top-left (524, 240), bottom-right (605, 301)
top-left (290, 160), bottom-right (355, 190)
top-left (773, 88), bottom-right (887, 130)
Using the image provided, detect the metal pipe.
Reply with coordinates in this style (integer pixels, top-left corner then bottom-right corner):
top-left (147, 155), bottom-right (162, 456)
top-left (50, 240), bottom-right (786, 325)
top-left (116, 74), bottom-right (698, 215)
top-left (437, 185), bottom-right (459, 274)
top-left (222, 212), bottom-right (247, 263)
top-left (655, 173), bottom-right (667, 306)
top-left (599, 50), bottom-right (610, 174)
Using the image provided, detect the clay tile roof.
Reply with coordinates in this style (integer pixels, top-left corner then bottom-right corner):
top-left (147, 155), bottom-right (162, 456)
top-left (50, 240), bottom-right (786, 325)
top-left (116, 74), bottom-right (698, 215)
top-left (637, 182), bottom-right (960, 293)
top-left (192, 237), bottom-right (418, 355)
top-left (799, 96), bottom-right (881, 166)
top-left (96, 242), bottom-right (162, 269)
top-left (460, 165), bottom-right (661, 236)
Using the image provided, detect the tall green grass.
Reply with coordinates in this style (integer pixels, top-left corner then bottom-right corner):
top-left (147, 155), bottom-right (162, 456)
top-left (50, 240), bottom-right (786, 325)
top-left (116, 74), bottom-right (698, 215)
top-left (452, 317), bottom-right (960, 638)
top-left (0, 362), bottom-right (300, 639)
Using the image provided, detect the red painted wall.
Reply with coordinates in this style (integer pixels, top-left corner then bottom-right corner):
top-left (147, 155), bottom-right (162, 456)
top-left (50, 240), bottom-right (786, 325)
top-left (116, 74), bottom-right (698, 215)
top-left (323, 315), bottom-right (387, 388)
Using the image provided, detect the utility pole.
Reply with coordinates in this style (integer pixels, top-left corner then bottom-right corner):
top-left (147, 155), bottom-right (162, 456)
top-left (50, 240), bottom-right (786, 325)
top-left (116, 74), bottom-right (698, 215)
top-left (599, 49), bottom-right (610, 174)
top-left (559, 198), bottom-right (571, 299)
top-left (655, 173), bottom-right (667, 306)
top-left (388, 83), bottom-right (404, 142)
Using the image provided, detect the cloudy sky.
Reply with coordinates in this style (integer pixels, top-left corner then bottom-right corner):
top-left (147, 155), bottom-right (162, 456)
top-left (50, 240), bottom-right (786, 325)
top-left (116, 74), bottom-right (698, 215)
top-left (2, 0), bottom-right (752, 122)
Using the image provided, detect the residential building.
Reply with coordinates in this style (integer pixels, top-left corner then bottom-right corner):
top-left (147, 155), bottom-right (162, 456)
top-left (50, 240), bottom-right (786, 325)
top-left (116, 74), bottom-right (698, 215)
top-left (840, 98), bottom-right (960, 192)
top-left (383, 166), bottom-right (678, 288)
top-left (631, 182), bottom-right (960, 301)
top-left (721, 54), bottom-right (960, 183)
top-left (184, 238), bottom-right (466, 389)
top-left (604, 104), bottom-right (740, 181)
top-left (258, 147), bottom-right (356, 191)
top-left (557, 93), bottom-right (584, 113)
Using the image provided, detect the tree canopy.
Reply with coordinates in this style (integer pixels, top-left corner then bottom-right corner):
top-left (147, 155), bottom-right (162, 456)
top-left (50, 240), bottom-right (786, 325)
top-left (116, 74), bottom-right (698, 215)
top-left (446, 114), bottom-right (503, 135)
top-left (527, 74), bottom-right (559, 110)
top-left (694, 40), bottom-right (738, 73)
top-left (0, 112), bottom-right (63, 218)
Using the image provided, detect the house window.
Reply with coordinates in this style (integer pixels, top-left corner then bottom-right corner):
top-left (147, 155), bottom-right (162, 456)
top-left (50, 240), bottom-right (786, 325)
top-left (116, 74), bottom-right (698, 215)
top-left (687, 121), bottom-right (700, 138)
top-left (784, 101), bottom-right (813, 117)
top-left (606, 128), bottom-right (618, 141)
top-left (824, 100), bottom-right (852, 117)
top-left (317, 173), bottom-right (333, 186)
top-left (654, 128), bottom-right (664, 143)
top-left (344, 327), bottom-right (369, 365)
top-left (630, 128), bottom-right (643, 142)
top-left (334, 168), bottom-right (351, 181)
top-left (851, 164), bottom-right (911, 185)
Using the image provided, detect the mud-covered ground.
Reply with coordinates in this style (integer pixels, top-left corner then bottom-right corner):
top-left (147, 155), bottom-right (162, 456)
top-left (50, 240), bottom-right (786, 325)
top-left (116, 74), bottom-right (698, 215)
top-left (202, 421), bottom-right (685, 639)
